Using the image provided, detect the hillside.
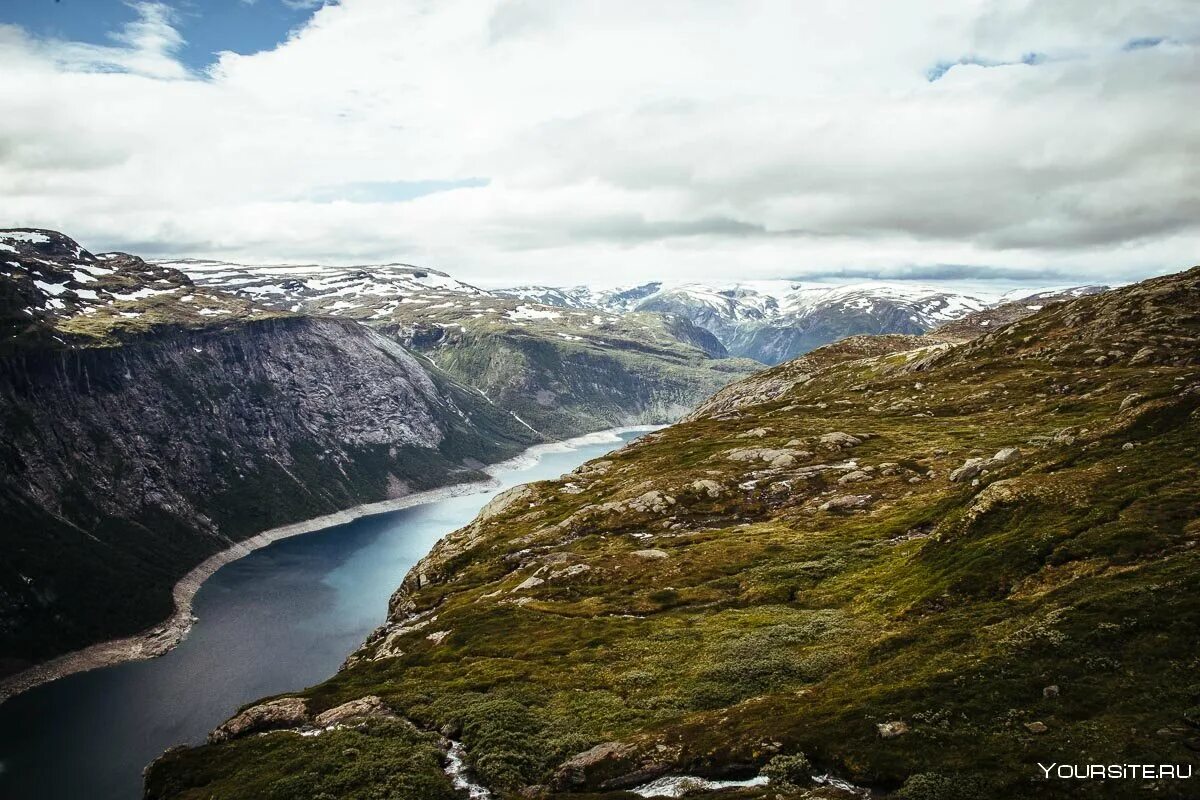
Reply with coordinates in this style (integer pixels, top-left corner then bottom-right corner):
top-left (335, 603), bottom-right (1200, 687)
top-left (933, 286), bottom-right (1109, 341)
top-left (147, 266), bottom-right (1200, 799)
top-left (180, 261), bottom-right (759, 438)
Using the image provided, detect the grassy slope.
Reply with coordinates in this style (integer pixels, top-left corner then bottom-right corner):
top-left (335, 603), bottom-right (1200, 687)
top-left (147, 269), bottom-right (1200, 800)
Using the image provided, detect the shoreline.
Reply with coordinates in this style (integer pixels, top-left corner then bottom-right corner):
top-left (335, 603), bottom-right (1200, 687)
top-left (0, 425), bottom-right (661, 706)
top-left (0, 478), bottom-right (498, 706)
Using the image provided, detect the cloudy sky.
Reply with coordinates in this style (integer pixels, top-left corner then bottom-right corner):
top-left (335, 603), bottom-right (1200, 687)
top-left (0, 0), bottom-right (1197, 287)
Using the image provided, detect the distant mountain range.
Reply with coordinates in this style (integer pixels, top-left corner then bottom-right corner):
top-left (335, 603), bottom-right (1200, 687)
top-left (498, 280), bottom-right (1110, 363)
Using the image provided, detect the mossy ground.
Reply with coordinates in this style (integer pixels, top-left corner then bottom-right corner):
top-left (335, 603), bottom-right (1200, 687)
top-left (147, 272), bottom-right (1200, 799)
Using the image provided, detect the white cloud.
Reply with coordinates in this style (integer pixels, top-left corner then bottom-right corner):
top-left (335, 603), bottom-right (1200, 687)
top-left (0, 0), bottom-right (1197, 287)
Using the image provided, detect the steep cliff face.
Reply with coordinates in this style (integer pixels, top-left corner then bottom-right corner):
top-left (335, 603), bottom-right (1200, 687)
top-left (0, 316), bottom-right (538, 675)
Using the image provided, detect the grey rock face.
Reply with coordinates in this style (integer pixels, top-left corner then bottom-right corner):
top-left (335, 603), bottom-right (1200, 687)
top-left (0, 316), bottom-right (537, 669)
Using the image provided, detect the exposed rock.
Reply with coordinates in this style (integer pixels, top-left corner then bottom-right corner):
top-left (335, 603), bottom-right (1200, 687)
top-left (726, 447), bottom-right (800, 464)
top-left (737, 427), bottom-right (770, 439)
top-left (818, 432), bottom-right (862, 451)
top-left (632, 549), bottom-right (669, 560)
top-left (877, 720), bottom-right (910, 738)
top-left (1119, 392), bottom-right (1145, 411)
top-left (838, 470), bottom-right (872, 484)
top-left (0, 305), bottom-right (541, 666)
top-left (479, 485), bottom-right (536, 522)
top-left (949, 457), bottom-right (986, 483)
top-left (313, 696), bottom-right (395, 728)
top-left (689, 479), bottom-right (724, 498)
top-left (1043, 685), bottom-right (1059, 699)
top-left (770, 453), bottom-right (798, 469)
top-left (627, 490), bottom-right (677, 514)
top-left (551, 740), bottom-right (660, 790)
top-left (209, 697), bottom-right (309, 743)
top-left (548, 563), bottom-right (592, 581)
top-left (1024, 721), bottom-right (1048, 734)
top-left (990, 447), bottom-right (1020, 465)
top-left (426, 630), bottom-right (451, 645)
top-left (820, 494), bottom-right (872, 512)
top-left (514, 575), bottom-right (546, 591)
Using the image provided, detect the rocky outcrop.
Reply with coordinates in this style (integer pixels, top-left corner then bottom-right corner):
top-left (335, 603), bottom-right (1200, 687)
top-left (209, 697), bottom-right (309, 743)
top-left (313, 695), bottom-right (395, 727)
top-left (949, 447), bottom-right (1022, 482)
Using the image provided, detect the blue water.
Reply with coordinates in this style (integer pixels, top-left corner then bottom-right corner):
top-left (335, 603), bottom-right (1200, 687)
top-left (0, 429), bottom-right (643, 800)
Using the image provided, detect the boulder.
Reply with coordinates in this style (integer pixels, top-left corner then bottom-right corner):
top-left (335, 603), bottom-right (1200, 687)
top-left (726, 447), bottom-right (799, 464)
top-left (514, 575), bottom-right (545, 591)
top-left (627, 490), bottom-right (677, 514)
top-left (877, 720), bottom-right (910, 738)
top-left (313, 695), bottom-right (395, 728)
top-left (553, 741), bottom-right (640, 790)
top-left (838, 470), bottom-right (872, 485)
top-left (209, 697), bottom-right (309, 743)
top-left (689, 479), bottom-right (724, 498)
top-left (949, 457), bottom-right (985, 482)
top-left (818, 432), bottom-right (862, 451)
top-left (632, 549), bottom-right (669, 559)
top-left (990, 447), bottom-right (1020, 465)
top-left (820, 494), bottom-right (872, 512)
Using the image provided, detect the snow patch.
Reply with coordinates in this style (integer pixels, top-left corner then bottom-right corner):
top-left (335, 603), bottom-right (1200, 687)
top-left (506, 304), bottom-right (561, 321)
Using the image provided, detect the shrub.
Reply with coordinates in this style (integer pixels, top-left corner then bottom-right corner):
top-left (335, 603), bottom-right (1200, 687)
top-left (896, 772), bottom-right (989, 800)
top-left (761, 753), bottom-right (812, 789)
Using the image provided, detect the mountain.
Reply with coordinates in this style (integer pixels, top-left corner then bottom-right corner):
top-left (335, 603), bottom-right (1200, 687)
top-left (934, 285), bottom-right (1110, 341)
top-left (499, 280), bottom-right (992, 364)
top-left (148, 266), bottom-right (1200, 800)
top-left (0, 230), bottom-right (540, 681)
top-left (0, 230), bottom-right (281, 353)
top-left (179, 261), bottom-right (759, 439)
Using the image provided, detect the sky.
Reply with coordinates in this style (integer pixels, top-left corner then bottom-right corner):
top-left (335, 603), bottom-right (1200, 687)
top-left (0, 0), bottom-right (1197, 288)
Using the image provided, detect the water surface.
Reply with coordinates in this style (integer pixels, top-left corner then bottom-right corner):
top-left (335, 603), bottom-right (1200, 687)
top-left (0, 429), bottom-right (644, 800)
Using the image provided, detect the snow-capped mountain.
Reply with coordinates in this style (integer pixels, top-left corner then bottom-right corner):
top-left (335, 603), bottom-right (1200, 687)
top-left (499, 280), bottom-right (992, 364)
top-left (162, 259), bottom-right (490, 319)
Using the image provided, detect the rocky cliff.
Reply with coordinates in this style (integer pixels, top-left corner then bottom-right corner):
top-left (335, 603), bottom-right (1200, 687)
top-left (0, 256), bottom-right (538, 676)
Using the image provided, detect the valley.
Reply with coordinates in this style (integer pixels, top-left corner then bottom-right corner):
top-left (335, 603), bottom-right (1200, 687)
top-left (144, 266), bottom-right (1200, 799)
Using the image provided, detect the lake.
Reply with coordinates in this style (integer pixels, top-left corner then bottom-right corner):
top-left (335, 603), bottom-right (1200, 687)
top-left (0, 428), bottom-right (646, 800)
